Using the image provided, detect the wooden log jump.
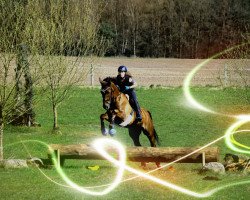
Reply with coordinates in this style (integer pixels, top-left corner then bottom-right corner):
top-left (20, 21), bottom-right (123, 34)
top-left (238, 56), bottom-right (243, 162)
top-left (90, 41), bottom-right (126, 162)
top-left (48, 144), bottom-right (219, 167)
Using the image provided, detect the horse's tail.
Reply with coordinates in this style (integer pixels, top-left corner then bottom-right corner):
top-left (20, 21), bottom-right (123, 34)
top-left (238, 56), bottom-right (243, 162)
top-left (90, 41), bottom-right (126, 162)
top-left (148, 111), bottom-right (160, 146)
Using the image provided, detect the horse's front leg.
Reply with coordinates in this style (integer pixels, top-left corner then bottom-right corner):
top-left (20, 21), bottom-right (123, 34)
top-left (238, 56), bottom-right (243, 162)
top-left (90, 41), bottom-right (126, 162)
top-left (100, 113), bottom-right (109, 136)
top-left (108, 113), bottom-right (116, 136)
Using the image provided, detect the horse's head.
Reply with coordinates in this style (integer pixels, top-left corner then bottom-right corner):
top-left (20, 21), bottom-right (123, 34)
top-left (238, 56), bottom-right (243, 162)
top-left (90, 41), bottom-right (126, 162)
top-left (99, 77), bottom-right (120, 110)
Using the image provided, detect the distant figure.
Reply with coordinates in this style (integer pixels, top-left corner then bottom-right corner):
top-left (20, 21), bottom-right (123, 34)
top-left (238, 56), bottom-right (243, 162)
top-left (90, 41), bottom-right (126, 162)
top-left (115, 65), bottom-right (142, 122)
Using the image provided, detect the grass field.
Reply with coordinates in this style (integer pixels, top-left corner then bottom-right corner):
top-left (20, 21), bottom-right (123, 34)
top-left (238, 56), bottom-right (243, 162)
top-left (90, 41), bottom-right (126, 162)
top-left (0, 87), bottom-right (250, 200)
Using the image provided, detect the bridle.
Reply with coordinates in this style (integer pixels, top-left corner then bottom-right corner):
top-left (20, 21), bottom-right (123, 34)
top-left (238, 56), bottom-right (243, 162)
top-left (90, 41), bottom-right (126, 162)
top-left (101, 85), bottom-right (122, 110)
top-left (100, 86), bottom-right (110, 94)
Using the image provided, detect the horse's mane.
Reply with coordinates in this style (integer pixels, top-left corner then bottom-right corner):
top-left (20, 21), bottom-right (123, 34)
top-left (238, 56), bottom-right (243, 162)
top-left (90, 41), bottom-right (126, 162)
top-left (103, 76), bottom-right (117, 85)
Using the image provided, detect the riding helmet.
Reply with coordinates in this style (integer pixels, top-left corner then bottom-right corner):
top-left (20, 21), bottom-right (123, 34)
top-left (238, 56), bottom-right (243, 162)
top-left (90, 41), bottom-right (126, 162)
top-left (118, 65), bottom-right (128, 72)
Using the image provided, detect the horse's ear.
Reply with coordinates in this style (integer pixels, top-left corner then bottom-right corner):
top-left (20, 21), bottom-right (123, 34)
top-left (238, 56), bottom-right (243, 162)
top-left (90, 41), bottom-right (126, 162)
top-left (110, 82), bottom-right (120, 96)
top-left (99, 77), bottom-right (107, 85)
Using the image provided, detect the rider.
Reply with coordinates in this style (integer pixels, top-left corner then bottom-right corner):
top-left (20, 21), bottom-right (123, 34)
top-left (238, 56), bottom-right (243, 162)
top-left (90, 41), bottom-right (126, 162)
top-left (115, 65), bottom-right (142, 122)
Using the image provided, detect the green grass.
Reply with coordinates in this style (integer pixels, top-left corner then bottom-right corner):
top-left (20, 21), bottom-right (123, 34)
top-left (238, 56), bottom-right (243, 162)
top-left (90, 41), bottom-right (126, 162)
top-left (0, 87), bottom-right (250, 200)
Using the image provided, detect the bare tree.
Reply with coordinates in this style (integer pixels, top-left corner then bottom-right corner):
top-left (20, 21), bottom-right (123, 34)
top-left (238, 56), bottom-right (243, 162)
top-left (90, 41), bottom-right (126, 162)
top-left (126, 0), bottom-right (142, 57)
top-left (0, 0), bottom-right (109, 158)
top-left (23, 0), bottom-right (107, 133)
top-left (0, 0), bottom-right (37, 160)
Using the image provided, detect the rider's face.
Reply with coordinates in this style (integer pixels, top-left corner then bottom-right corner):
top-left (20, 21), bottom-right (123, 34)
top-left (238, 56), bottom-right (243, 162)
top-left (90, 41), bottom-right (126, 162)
top-left (119, 71), bottom-right (125, 78)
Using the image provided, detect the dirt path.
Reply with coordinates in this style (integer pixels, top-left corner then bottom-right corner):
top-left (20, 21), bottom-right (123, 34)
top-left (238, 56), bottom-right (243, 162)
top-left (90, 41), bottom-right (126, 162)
top-left (86, 58), bottom-right (250, 87)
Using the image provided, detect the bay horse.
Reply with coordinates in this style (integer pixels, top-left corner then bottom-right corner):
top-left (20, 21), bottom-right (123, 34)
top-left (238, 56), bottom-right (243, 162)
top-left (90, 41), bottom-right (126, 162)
top-left (99, 77), bottom-right (160, 167)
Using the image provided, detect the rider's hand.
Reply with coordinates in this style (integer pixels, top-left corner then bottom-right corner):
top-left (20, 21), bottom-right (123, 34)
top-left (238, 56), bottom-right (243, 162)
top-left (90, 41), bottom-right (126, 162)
top-left (124, 86), bottom-right (130, 91)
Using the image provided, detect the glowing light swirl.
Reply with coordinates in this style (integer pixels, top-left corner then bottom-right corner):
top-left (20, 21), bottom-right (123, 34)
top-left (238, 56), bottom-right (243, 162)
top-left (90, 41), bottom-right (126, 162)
top-left (92, 132), bottom-right (250, 198)
top-left (8, 139), bottom-right (126, 195)
top-left (183, 57), bottom-right (216, 114)
top-left (52, 138), bottom-right (126, 195)
top-left (183, 43), bottom-right (249, 117)
top-left (92, 138), bottom-right (215, 198)
top-left (87, 136), bottom-right (250, 198)
top-left (231, 130), bottom-right (250, 151)
top-left (225, 115), bottom-right (250, 155)
top-left (13, 135), bottom-right (250, 198)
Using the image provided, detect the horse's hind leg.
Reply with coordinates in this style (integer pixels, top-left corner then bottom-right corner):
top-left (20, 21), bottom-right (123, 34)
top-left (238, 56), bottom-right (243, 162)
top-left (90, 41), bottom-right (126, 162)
top-left (142, 128), bottom-right (161, 168)
top-left (128, 126), bottom-right (142, 146)
top-left (128, 126), bottom-right (147, 168)
top-left (142, 128), bottom-right (156, 147)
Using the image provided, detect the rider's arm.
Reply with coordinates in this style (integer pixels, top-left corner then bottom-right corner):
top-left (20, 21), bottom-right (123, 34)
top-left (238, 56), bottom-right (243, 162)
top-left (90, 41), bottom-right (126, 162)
top-left (128, 77), bottom-right (137, 89)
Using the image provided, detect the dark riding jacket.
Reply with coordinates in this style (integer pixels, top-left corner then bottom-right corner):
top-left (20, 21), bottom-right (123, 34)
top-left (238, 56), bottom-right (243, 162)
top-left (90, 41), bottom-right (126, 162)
top-left (115, 74), bottom-right (134, 93)
top-left (114, 74), bottom-right (142, 120)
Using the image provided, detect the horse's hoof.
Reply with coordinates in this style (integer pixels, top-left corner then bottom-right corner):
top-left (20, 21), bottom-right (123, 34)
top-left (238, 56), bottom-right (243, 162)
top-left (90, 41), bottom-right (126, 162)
top-left (109, 128), bottom-right (116, 136)
top-left (141, 162), bottom-right (147, 168)
top-left (156, 165), bottom-right (162, 169)
top-left (156, 162), bottom-right (161, 169)
top-left (102, 128), bottom-right (108, 136)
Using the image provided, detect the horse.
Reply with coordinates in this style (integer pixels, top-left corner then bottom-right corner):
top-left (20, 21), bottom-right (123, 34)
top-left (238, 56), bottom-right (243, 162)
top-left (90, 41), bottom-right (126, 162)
top-left (99, 77), bottom-right (160, 167)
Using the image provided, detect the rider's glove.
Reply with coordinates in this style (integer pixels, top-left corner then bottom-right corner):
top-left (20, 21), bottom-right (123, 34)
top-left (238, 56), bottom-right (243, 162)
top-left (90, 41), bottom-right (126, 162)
top-left (124, 86), bottom-right (130, 91)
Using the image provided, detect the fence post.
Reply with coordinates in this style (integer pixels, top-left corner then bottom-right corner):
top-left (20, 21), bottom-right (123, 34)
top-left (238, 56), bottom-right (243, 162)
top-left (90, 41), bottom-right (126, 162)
top-left (90, 64), bottom-right (94, 86)
top-left (224, 64), bottom-right (228, 87)
top-left (202, 152), bottom-right (206, 166)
